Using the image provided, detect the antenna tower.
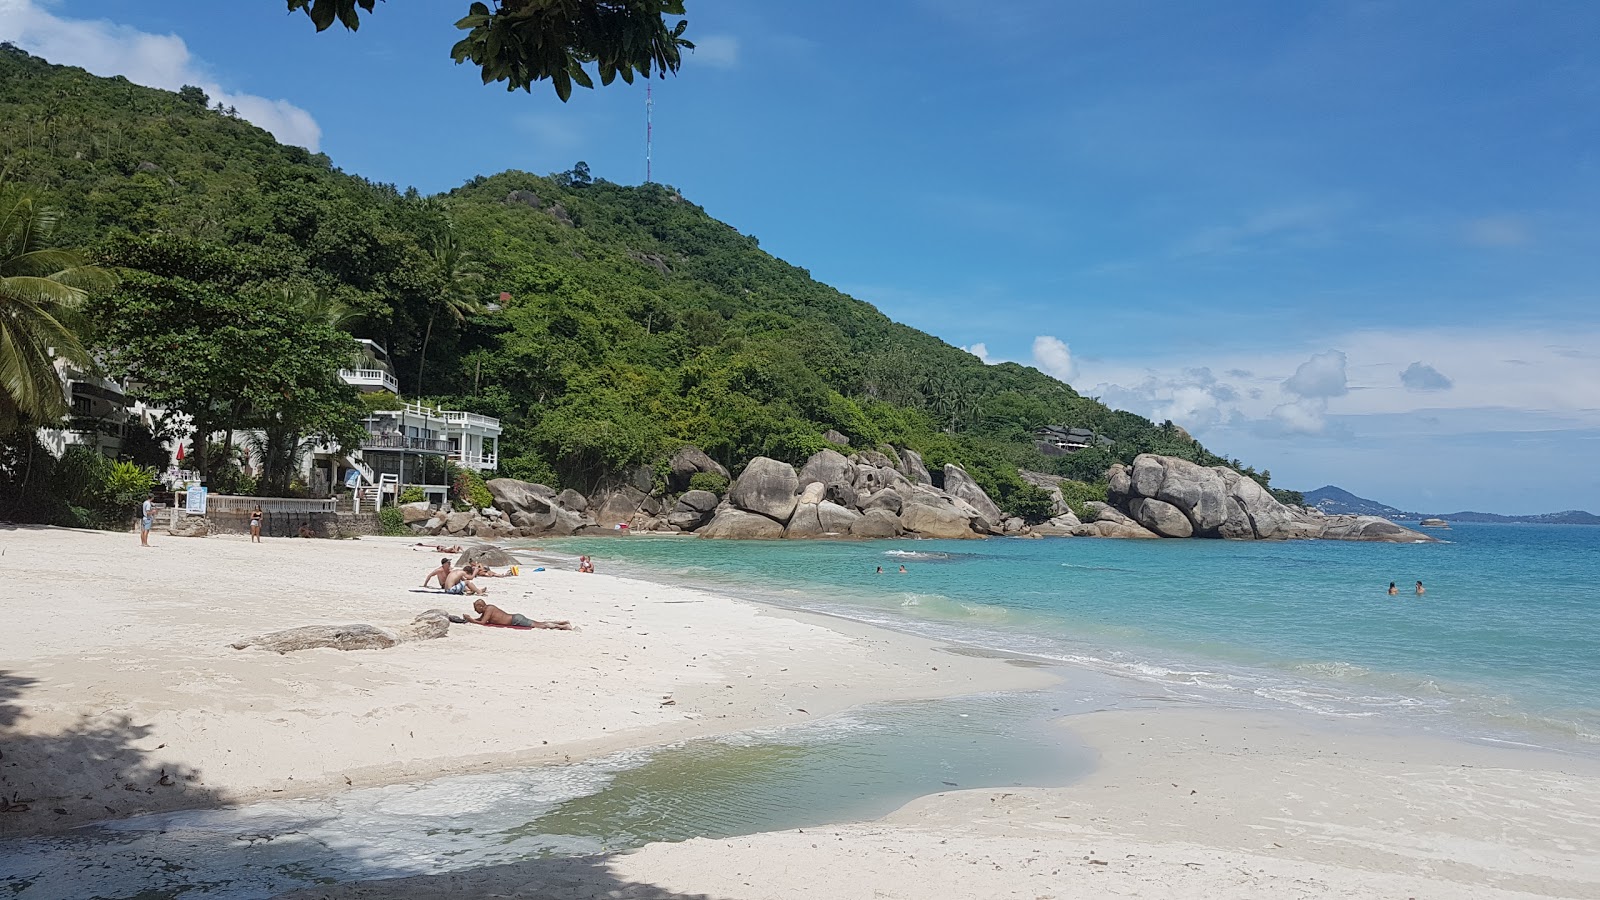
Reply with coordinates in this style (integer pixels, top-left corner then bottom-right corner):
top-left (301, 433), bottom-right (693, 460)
top-left (645, 82), bottom-right (654, 183)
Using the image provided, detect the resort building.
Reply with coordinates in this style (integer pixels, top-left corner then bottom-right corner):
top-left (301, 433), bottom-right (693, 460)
top-left (36, 364), bottom-right (132, 459)
top-left (1032, 424), bottom-right (1115, 456)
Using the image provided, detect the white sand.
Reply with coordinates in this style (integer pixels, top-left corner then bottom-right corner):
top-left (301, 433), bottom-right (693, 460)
top-left (0, 526), bottom-right (1050, 836)
top-left (286, 708), bottom-right (1600, 899)
top-left (7, 525), bottom-right (1600, 899)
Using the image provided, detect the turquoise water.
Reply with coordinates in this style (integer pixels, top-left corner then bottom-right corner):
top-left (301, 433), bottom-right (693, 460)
top-left (554, 523), bottom-right (1600, 750)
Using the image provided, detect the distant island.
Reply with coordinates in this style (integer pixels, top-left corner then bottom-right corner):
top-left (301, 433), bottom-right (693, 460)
top-left (1303, 486), bottom-right (1600, 525)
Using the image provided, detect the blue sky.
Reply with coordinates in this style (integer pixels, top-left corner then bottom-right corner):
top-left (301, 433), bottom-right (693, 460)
top-left (5, 0), bottom-right (1599, 513)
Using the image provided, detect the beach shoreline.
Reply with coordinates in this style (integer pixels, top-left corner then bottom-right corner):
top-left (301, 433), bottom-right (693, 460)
top-left (0, 526), bottom-right (1054, 838)
top-left (5, 525), bottom-right (1600, 898)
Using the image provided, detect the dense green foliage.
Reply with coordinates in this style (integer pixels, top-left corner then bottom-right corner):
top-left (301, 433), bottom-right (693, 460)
top-left (0, 440), bottom-right (154, 528)
top-left (0, 180), bottom-right (111, 431)
top-left (687, 471), bottom-right (729, 495)
top-left (0, 47), bottom-right (1283, 516)
top-left (377, 505), bottom-right (407, 535)
top-left (286, 0), bottom-right (694, 101)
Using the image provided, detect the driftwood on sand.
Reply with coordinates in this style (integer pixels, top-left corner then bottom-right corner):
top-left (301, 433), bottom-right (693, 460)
top-left (231, 609), bottom-right (452, 653)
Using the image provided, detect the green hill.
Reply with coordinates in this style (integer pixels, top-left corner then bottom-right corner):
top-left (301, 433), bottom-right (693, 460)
top-left (1, 45), bottom-right (1286, 509)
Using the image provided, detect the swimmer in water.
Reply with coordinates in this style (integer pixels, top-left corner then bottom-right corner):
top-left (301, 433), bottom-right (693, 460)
top-left (898, 565), bottom-right (907, 573)
top-left (875, 566), bottom-right (883, 574)
top-left (1415, 580), bottom-right (1425, 595)
top-left (1388, 582), bottom-right (1398, 595)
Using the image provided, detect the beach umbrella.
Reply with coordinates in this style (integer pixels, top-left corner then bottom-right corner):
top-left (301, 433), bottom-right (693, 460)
top-left (175, 442), bottom-right (186, 461)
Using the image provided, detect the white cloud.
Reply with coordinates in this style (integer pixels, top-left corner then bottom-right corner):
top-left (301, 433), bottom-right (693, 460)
top-left (1399, 361), bottom-right (1453, 392)
top-left (1465, 216), bottom-right (1531, 248)
top-left (1031, 335), bottom-right (1077, 382)
top-left (1271, 398), bottom-right (1330, 434)
top-left (1282, 350), bottom-right (1348, 399)
top-left (690, 34), bottom-right (740, 68)
top-left (962, 342), bottom-right (993, 364)
top-left (0, 0), bottom-right (321, 149)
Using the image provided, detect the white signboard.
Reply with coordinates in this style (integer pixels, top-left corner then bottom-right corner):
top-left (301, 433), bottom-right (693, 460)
top-left (185, 484), bottom-right (208, 516)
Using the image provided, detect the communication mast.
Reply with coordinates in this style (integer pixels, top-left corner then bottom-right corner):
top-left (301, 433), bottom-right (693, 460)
top-left (645, 82), bottom-right (654, 183)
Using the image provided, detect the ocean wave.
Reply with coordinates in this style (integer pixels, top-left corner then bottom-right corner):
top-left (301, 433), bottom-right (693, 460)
top-left (883, 550), bottom-right (951, 560)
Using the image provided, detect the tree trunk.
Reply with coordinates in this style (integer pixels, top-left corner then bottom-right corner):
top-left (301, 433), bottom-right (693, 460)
top-left (416, 307), bottom-right (437, 397)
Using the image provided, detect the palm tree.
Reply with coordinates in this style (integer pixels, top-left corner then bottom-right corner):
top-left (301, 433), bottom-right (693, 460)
top-left (415, 232), bottom-right (484, 397)
top-left (0, 183), bottom-right (112, 433)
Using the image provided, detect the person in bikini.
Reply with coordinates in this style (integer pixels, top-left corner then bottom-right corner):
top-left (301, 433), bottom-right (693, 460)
top-left (465, 598), bottom-right (571, 630)
top-left (578, 555), bottom-right (595, 573)
top-left (250, 504), bottom-right (263, 543)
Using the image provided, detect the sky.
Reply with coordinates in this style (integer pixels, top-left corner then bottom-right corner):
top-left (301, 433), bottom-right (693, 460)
top-left (4, 0), bottom-right (1599, 513)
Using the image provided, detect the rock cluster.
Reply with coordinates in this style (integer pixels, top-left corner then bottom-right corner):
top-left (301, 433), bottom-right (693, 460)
top-left (1085, 455), bottom-right (1434, 543)
top-left (404, 444), bottom-right (1010, 541)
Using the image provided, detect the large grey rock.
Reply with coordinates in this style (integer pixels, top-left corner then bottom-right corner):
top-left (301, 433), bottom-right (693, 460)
top-left (851, 508), bottom-right (904, 538)
top-left (591, 485), bottom-right (652, 527)
top-left (400, 502), bottom-right (435, 525)
top-left (1128, 456), bottom-right (1166, 499)
top-left (857, 449), bottom-right (895, 470)
top-left (729, 457), bottom-right (800, 523)
top-left (1068, 520), bottom-right (1161, 539)
top-left (797, 481), bottom-right (827, 505)
top-left (860, 490), bottom-right (903, 515)
top-left (1031, 513), bottom-right (1085, 536)
top-left (1086, 501), bottom-right (1141, 529)
top-left (486, 479), bottom-right (556, 516)
top-left (666, 445), bottom-right (731, 492)
top-left (942, 464), bottom-right (1003, 525)
top-left (231, 611), bottom-right (449, 653)
top-left (444, 511), bottom-right (475, 534)
top-left (900, 501), bottom-right (980, 539)
top-left (1147, 458), bottom-right (1230, 535)
top-left (508, 505), bottom-right (584, 535)
top-left (785, 503), bottom-right (823, 538)
top-left (1218, 497), bottom-right (1256, 540)
top-left (1019, 470), bottom-right (1075, 517)
top-left (698, 508), bottom-right (786, 540)
top-left (898, 448), bottom-right (933, 486)
top-left (1106, 464), bottom-right (1132, 505)
top-left (1316, 515), bottom-right (1430, 542)
top-left (666, 489), bottom-right (720, 531)
top-left (798, 448), bottom-right (853, 488)
top-left (823, 429), bottom-right (850, 447)
top-left (816, 501), bottom-right (863, 534)
top-left (458, 545), bottom-right (517, 568)
top-left (1129, 497), bottom-right (1195, 538)
top-left (825, 480), bottom-right (860, 510)
top-left (554, 488), bottom-right (588, 512)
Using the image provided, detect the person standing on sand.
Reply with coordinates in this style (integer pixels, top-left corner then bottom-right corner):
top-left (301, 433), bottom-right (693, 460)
top-left (250, 504), bottom-right (263, 543)
top-left (1415, 580), bottom-right (1426, 596)
top-left (139, 493), bottom-right (154, 547)
top-left (1388, 582), bottom-right (1399, 595)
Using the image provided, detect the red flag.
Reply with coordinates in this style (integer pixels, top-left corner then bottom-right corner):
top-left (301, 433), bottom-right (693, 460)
top-left (176, 442), bottom-right (186, 461)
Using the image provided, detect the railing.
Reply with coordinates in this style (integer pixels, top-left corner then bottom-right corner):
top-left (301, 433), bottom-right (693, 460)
top-left (441, 410), bottom-right (502, 430)
top-left (360, 431), bottom-right (451, 453)
top-left (452, 450), bottom-right (499, 470)
top-left (207, 495), bottom-right (337, 515)
top-left (338, 368), bottom-right (401, 393)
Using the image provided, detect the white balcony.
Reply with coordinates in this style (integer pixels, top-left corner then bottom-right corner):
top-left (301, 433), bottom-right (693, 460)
top-left (452, 450), bottom-right (499, 472)
top-left (442, 410), bottom-right (500, 432)
top-left (339, 368), bottom-right (400, 393)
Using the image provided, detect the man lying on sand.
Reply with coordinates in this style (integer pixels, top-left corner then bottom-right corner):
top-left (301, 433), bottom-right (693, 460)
top-left (466, 563), bottom-right (515, 578)
top-left (465, 598), bottom-right (571, 630)
top-left (412, 543), bottom-right (463, 553)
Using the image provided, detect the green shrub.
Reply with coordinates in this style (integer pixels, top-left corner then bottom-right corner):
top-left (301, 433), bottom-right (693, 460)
top-left (397, 486), bottom-right (425, 505)
top-left (1057, 479), bottom-right (1108, 520)
top-left (687, 471), bottom-right (729, 495)
top-left (452, 467), bottom-right (493, 510)
top-left (377, 506), bottom-right (407, 535)
top-left (1005, 484), bottom-right (1056, 524)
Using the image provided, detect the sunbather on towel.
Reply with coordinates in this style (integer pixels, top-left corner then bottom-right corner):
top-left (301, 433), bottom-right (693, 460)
top-left (465, 598), bottom-right (571, 630)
